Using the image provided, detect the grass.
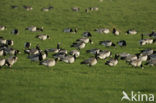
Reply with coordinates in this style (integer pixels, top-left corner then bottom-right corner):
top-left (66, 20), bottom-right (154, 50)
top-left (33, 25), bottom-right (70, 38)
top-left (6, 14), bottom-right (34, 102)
top-left (0, 0), bottom-right (156, 103)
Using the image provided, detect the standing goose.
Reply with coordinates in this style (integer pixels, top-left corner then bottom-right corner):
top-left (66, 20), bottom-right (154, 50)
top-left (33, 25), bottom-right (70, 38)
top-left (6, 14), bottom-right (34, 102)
top-left (0, 58), bottom-right (5, 68)
top-left (81, 52), bottom-right (98, 66)
top-left (117, 40), bottom-right (127, 47)
top-left (99, 40), bottom-right (116, 47)
top-left (105, 55), bottom-right (119, 66)
top-left (6, 56), bottom-right (18, 67)
top-left (36, 34), bottom-right (50, 40)
top-left (40, 59), bottom-right (56, 67)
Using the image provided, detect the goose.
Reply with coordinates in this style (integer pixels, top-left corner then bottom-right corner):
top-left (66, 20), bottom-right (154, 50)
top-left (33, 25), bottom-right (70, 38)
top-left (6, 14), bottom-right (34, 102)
top-left (53, 52), bottom-right (66, 60)
top-left (11, 5), bottom-right (18, 9)
top-left (0, 58), bottom-right (5, 68)
top-left (149, 31), bottom-right (156, 38)
top-left (105, 55), bottom-right (119, 66)
top-left (86, 48), bottom-right (100, 54)
top-left (148, 54), bottom-right (156, 61)
top-left (112, 28), bottom-right (119, 36)
top-left (23, 5), bottom-right (33, 11)
top-left (0, 38), bottom-right (7, 45)
top-left (64, 28), bottom-right (78, 33)
top-left (117, 40), bottom-right (127, 47)
top-left (0, 26), bottom-right (6, 31)
top-left (24, 45), bottom-right (40, 55)
top-left (97, 50), bottom-right (111, 59)
top-left (11, 29), bottom-right (18, 35)
top-left (5, 48), bottom-right (20, 56)
top-left (46, 43), bottom-right (60, 53)
top-left (83, 32), bottom-right (92, 37)
top-left (129, 59), bottom-right (143, 68)
top-left (25, 26), bottom-right (37, 32)
top-left (76, 37), bottom-right (92, 44)
top-left (71, 41), bottom-right (86, 50)
top-left (36, 34), bottom-right (50, 40)
top-left (61, 54), bottom-right (76, 64)
top-left (138, 54), bottom-right (148, 62)
top-left (69, 50), bottom-right (80, 58)
top-left (126, 29), bottom-right (137, 35)
top-left (0, 50), bottom-right (5, 56)
top-left (5, 56), bottom-right (18, 67)
top-left (125, 54), bottom-right (138, 62)
top-left (81, 52), bottom-right (98, 66)
top-left (59, 49), bottom-right (68, 54)
top-left (99, 40), bottom-right (116, 47)
top-left (140, 34), bottom-right (153, 45)
top-left (145, 60), bottom-right (156, 66)
top-left (7, 40), bottom-right (14, 46)
top-left (72, 7), bottom-right (80, 12)
top-left (40, 59), bottom-right (56, 67)
top-left (24, 42), bottom-right (31, 49)
top-left (41, 6), bottom-right (53, 12)
top-left (29, 50), bottom-right (48, 62)
top-left (140, 48), bottom-right (153, 56)
top-left (95, 28), bottom-right (110, 34)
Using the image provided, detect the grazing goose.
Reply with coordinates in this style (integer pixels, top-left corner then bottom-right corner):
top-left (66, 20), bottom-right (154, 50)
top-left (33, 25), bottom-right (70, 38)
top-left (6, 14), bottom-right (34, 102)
top-left (69, 50), bottom-right (80, 58)
top-left (105, 55), bottom-right (119, 66)
top-left (99, 40), bottom-right (116, 47)
top-left (36, 34), bottom-right (50, 40)
top-left (117, 52), bottom-right (130, 60)
top-left (97, 50), bottom-right (111, 59)
top-left (76, 37), bottom-right (93, 44)
top-left (126, 29), bottom-right (137, 35)
top-left (71, 41), bottom-right (86, 50)
top-left (24, 42), bottom-right (31, 49)
top-left (81, 52), bottom-right (98, 66)
top-left (40, 59), bottom-right (56, 67)
top-left (0, 50), bottom-right (5, 56)
top-left (0, 26), bottom-right (6, 31)
top-left (83, 32), bottom-right (92, 37)
top-left (86, 48), bottom-right (100, 54)
top-left (29, 50), bottom-right (48, 62)
top-left (125, 54), bottom-right (138, 62)
top-left (0, 38), bottom-right (7, 45)
top-left (117, 40), bottom-right (127, 47)
top-left (140, 34), bottom-right (153, 45)
top-left (6, 56), bottom-right (18, 67)
top-left (149, 31), bottom-right (156, 38)
top-left (129, 59), bottom-right (143, 68)
top-left (145, 60), bottom-right (156, 66)
top-left (23, 5), bottom-right (33, 11)
top-left (11, 29), bottom-right (19, 35)
top-left (41, 6), bottom-right (53, 12)
top-left (7, 40), bottom-right (14, 46)
top-left (11, 5), bottom-right (18, 9)
top-left (64, 28), bottom-right (78, 34)
top-left (140, 48), bottom-right (153, 56)
top-left (46, 43), bottom-right (60, 53)
top-left (61, 55), bottom-right (76, 64)
top-left (112, 28), bottom-right (120, 36)
top-left (25, 26), bottom-right (37, 32)
top-left (0, 58), bottom-right (5, 68)
top-left (72, 7), bottom-right (80, 12)
top-left (95, 28), bottom-right (110, 34)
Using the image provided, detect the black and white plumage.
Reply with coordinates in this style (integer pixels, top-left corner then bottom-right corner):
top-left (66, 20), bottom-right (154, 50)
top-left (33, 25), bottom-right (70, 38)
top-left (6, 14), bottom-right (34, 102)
top-left (117, 40), bottom-right (127, 47)
top-left (99, 40), bottom-right (116, 47)
top-left (11, 29), bottom-right (19, 35)
top-left (83, 32), bottom-right (92, 37)
top-left (24, 42), bottom-right (31, 49)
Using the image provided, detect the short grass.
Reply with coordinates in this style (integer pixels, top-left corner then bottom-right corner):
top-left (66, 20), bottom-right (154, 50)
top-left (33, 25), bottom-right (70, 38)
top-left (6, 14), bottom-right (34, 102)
top-left (0, 0), bottom-right (156, 103)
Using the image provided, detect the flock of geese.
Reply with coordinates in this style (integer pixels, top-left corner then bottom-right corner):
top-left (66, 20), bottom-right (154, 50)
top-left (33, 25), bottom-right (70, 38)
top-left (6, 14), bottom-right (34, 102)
top-left (0, 1), bottom-right (156, 69)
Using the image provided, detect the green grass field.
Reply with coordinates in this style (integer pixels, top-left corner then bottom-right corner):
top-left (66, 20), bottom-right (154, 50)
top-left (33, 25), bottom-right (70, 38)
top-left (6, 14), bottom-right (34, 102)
top-left (0, 0), bottom-right (156, 103)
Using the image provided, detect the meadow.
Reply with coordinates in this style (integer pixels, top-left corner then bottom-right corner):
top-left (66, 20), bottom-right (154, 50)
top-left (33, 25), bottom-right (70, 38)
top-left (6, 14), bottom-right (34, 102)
top-left (0, 0), bottom-right (156, 103)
